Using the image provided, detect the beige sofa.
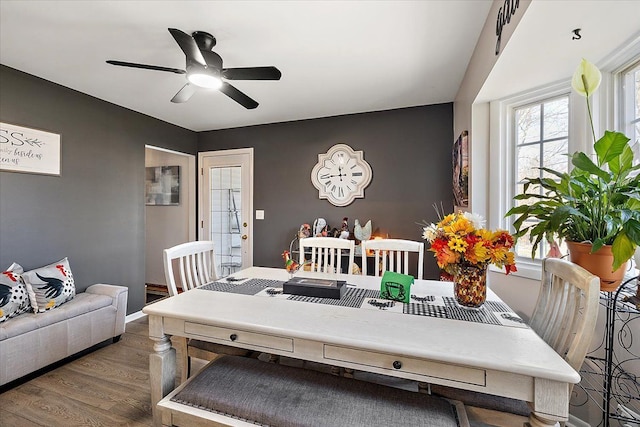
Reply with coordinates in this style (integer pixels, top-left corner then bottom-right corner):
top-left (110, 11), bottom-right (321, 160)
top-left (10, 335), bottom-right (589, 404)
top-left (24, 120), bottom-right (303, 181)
top-left (0, 284), bottom-right (128, 386)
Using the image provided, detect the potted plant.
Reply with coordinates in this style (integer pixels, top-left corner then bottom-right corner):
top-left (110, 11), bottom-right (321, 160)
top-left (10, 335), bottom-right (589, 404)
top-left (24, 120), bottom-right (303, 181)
top-left (506, 59), bottom-right (640, 291)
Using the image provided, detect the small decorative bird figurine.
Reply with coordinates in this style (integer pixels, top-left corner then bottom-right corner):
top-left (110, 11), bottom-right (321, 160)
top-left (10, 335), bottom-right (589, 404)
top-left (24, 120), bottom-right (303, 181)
top-left (282, 250), bottom-right (300, 273)
top-left (339, 217), bottom-right (350, 239)
top-left (354, 219), bottom-right (372, 242)
top-left (546, 238), bottom-right (562, 258)
top-left (298, 223), bottom-right (311, 239)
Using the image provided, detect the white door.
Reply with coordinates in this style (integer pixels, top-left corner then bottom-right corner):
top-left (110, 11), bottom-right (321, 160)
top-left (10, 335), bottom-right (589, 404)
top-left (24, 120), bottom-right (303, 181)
top-left (199, 148), bottom-right (253, 276)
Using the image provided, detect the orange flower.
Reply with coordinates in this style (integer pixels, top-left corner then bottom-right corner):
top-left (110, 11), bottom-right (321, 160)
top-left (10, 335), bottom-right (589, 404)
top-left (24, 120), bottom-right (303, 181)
top-left (436, 246), bottom-right (459, 269)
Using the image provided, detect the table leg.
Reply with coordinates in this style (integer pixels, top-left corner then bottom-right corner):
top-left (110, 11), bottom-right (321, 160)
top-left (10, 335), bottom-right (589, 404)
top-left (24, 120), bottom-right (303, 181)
top-left (149, 334), bottom-right (176, 427)
top-left (526, 413), bottom-right (560, 427)
top-left (526, 377), bottom-right (566, 427)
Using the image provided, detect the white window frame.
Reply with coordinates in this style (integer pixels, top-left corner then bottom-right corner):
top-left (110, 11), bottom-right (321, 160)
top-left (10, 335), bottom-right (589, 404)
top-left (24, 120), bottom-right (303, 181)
top-left (615, 58), bottom-right (640, 162)
top-left (489, 82), bottom-right (589, 280)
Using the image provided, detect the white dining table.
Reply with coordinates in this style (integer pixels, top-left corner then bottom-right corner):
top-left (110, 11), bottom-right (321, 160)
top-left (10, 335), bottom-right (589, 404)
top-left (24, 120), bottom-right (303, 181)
top-left (142, 266), bottom-right (579, 427)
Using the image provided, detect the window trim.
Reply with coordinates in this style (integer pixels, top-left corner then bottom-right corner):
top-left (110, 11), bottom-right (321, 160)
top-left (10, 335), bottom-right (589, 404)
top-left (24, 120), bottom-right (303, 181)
top-left (490, 81), bottom-right (584, 280)
top-left (616, 58), bottom-right (640, 160)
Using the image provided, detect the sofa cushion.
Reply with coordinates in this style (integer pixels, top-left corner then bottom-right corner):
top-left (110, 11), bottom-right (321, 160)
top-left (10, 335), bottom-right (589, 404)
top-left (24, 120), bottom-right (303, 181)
top-left (0, 291), bottom-right (113, 341)
top-left (0, 263), bottom-right (31, 322)
top-left (22, 257), bottom-right (76, 312)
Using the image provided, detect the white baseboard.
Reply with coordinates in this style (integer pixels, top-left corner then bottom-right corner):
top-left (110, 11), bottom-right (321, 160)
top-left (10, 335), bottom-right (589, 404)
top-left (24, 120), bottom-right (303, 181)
top-left (125, 310), bottom-right (146, 323)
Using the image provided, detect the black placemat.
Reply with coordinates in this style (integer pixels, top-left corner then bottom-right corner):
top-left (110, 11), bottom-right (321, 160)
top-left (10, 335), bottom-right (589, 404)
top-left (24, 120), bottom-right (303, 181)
top-left (439, 296), bottom-right (502, 325)
top-left (405, 302), bottom-right (448, 318)
top-left (287, 288), bottom-right (380, 308)
top-left (201, 279), bottom-right (284, 295)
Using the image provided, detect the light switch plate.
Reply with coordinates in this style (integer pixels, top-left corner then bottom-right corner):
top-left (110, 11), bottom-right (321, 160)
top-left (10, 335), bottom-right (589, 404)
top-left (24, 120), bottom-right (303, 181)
top-left (255, 210), bottom-right (265, 220)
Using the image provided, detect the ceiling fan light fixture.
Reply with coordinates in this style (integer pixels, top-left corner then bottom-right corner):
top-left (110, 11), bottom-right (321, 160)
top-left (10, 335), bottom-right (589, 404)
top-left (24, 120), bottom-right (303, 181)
top-left (107, 28), bottom-right (277, 108)
top-left (187, 72), bottom-right (222, 89)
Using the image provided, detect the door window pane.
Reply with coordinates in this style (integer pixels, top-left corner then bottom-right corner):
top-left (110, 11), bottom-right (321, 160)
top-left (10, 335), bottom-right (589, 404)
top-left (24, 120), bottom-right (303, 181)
top-left (210, 166), bottom-right (243, 276)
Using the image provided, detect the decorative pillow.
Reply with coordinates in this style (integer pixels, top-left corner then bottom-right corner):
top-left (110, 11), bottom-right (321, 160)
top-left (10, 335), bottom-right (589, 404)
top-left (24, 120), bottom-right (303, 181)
top-left (0, 262), bottom-right (31, 322)
top-left (23, 258), bottom-right (76, 313)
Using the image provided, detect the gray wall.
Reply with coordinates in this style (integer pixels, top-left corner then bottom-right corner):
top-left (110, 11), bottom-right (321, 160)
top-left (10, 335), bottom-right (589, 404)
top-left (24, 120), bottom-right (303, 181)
top-left (198, 104), bottom-right (454, 278)
top-left (0, 64), bottom-right (454, 314)
top-left (0, 65), bottom-right (197, 313)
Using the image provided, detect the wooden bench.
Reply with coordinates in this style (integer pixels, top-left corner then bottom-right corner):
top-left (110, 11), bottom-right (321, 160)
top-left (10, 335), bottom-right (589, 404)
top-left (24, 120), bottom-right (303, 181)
top-left (157, 355), bottom-right (470, 427)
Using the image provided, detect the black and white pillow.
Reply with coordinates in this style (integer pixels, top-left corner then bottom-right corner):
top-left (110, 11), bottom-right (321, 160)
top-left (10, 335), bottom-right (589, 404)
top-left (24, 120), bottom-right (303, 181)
top-left (23, 258), bottom-right (76, 313)
top-left (0, 262), bottom-right (31, 322)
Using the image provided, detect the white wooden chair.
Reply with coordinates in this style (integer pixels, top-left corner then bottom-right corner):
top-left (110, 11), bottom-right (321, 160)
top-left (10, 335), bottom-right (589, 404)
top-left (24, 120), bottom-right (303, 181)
top-left (360, 238), bottom-right (425, 279)
top-left (299, 237), bottom-right (355, 274)
top-left (530, 258), bottom-right (600, 375)
top-left (163, 241), bottom-right (250, 383)
top-left (432, 257), bottom-right (600, 426)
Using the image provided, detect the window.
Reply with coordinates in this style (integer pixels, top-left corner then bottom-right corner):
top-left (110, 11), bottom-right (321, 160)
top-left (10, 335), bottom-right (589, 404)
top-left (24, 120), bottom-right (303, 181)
top-left (512, 95), bottom-right (570, 259)
top-left (619, 60), bottom-right (640, 163)
top-left (490, 51), bottom-right (639, 279)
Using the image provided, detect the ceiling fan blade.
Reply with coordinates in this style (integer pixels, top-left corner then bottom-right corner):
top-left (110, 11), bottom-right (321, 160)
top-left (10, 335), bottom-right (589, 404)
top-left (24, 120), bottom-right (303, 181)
top-left (222, 66), bottom-right (282, 80)
top-left (168, 28), bottom-right (206, 66)
top-left (219, 82), bottom-right (259, 109)
top-left (171, 83), bottom-right (197, 103)
top-left (106, 60), bottom-right (186, 74)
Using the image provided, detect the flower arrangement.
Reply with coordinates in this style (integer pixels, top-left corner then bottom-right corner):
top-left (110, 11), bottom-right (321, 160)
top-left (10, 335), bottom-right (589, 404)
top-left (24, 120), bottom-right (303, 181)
top-left (422, 211), bottom-right (517, 276)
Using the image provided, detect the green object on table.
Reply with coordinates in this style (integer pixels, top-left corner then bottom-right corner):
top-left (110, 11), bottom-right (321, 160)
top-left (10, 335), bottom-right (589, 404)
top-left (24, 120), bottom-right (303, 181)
top-left (380, 271), bottom-right (413, 303)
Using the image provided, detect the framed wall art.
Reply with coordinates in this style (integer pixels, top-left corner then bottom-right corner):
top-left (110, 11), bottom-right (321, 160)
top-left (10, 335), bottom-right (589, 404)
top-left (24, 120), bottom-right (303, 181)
top-left (145, 165), bottom-right (180, 206)
top-left (0, 122), bottom-right (61, 176)
top-left (452, 130), bottom-right (469, 208)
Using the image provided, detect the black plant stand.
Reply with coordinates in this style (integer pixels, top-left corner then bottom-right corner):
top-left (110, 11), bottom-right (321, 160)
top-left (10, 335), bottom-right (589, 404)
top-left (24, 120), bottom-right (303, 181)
top-left (576, 274), bottom-right (640, 426)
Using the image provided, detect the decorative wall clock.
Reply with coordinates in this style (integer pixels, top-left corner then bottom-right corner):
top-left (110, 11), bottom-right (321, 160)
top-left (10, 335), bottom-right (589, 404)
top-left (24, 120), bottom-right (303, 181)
top-left (311, 144), bottom-right (372, 207)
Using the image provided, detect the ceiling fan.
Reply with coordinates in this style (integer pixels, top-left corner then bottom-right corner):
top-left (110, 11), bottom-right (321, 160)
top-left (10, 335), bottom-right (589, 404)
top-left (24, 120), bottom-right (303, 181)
top-left (106, 28), bottom-right (281, 109)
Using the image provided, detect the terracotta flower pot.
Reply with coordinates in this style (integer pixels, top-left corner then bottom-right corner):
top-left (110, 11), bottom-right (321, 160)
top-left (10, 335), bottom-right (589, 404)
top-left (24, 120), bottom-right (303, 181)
top-left (566, 241), bottom-right (627, 292)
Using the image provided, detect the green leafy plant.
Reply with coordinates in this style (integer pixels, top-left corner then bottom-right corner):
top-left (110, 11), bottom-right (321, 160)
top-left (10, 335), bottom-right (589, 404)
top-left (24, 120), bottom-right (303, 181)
top-left (506, 59), bottom-right (640, 271)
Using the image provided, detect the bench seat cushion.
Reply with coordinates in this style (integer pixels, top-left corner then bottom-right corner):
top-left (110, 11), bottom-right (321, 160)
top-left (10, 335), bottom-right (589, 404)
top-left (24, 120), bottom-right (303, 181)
top-left (172, 355), bottom-right (464, 427)
top-left (0, 292), bottom-right (113, 341)
top-left (431, 384), bottom-right (530, 417)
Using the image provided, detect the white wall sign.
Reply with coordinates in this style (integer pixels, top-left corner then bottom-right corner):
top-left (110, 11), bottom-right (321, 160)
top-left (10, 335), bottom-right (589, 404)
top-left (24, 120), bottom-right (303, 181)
top-left (0, 122), bottom-right (61, 176)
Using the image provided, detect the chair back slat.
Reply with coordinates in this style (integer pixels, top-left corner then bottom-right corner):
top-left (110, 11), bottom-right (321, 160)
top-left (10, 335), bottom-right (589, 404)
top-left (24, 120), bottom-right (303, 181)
top-left (299, 237), bottom-right (355, 274)
top-left (163, 241), bottom-right (219, 296)
top-left (361, 239), bottom-right (424, 279)
top-left (529, 258), bottom-right (599, 375)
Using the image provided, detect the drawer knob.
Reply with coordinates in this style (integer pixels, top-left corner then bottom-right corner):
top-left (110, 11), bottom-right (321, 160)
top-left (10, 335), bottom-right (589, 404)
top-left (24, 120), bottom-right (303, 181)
top-left (230, 333), bottom-right (238, 341)
top-left (392, 360), bottom-right (402, 370)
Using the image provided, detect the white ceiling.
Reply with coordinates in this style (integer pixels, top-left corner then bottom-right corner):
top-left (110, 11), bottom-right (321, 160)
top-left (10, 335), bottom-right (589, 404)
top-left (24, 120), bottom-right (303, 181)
top-left (2, 2), bottom-right (639, 133)
top-left (479, 0), bottom-right (640, 103)
top-left (0, 0), bottom-right (493, 132)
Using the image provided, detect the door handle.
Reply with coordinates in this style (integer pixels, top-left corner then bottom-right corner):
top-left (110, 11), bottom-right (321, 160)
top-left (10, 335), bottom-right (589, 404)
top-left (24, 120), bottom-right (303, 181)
top-left (242, 235), bottom-right (248, 240)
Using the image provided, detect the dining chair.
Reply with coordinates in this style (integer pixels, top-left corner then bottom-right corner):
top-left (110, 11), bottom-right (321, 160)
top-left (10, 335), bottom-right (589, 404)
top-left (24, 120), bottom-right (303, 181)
top-left (163, 241), bottom-right (251, 383)
top-left (360, 238), bottom-right (425, 279)
top-left (430, 257), bottom-right (600, 426)
top-left (299, 237), bottom-right (355, 274)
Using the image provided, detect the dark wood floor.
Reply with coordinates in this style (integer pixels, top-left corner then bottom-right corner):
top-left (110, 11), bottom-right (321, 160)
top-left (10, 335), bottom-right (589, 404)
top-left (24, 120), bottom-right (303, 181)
top-left (0, 317), bottom-right (181, 427)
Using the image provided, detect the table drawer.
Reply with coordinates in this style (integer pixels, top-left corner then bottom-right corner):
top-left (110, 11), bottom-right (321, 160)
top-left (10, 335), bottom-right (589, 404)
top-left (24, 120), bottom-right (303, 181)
top-left (324, 345), bottom-right (485, 386)
top-left (185, 322), bottom-right (294, 353)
